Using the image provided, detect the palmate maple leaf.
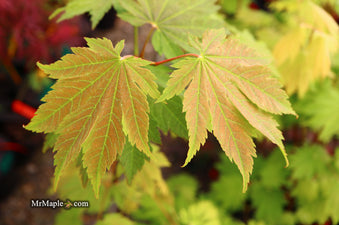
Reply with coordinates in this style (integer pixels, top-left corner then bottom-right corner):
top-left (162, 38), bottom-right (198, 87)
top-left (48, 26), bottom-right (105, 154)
top-left (25, 38), bottom-right (159, 196)
top-left (158, 29), bottom-right (296, 191)
top-left (118, 0), bottom-right (224, 58)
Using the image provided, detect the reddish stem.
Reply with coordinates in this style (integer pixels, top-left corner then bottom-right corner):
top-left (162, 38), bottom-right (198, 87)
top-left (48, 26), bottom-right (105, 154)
top-left (151, 53), bottom-right (200, 66)
top-left (139, 26), bottom-right (155, 58)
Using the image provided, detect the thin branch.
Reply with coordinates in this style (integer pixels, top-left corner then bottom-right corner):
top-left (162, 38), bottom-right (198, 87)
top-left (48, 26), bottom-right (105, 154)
top-left (151, 53), bottom-right (200, 66)
top-left (139, 26), bottom-right (155, 58)
top-left (134, 26), bottom-right (139, 56)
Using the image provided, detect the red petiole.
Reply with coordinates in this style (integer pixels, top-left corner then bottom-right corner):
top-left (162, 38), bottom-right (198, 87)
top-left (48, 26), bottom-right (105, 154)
top-left (150, 53), bottom-right (199, 66)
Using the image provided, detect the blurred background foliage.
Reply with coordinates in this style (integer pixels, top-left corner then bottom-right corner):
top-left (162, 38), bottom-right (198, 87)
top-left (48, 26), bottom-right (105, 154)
top-left (1, 0), bottom-right (339, 225)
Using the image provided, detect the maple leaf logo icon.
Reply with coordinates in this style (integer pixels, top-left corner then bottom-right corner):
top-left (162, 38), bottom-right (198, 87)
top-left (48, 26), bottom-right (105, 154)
top-left (64, 200), bottom-right (73, 209)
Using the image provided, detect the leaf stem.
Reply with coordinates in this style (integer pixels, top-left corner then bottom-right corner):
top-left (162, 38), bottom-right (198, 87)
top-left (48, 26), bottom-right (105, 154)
top-left (139, 26), bottom-right (155, 58)
top-left (134, 26), bottom-right (139, 56)
top-left (151, 53), bottom-right (200, 66)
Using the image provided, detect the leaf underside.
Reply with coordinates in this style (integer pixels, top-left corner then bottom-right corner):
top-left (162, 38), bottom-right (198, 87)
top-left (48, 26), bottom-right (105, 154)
top-left (26, 38), bottom-right (159, 196)
top-left (158, 29), bottom-right (295, 191)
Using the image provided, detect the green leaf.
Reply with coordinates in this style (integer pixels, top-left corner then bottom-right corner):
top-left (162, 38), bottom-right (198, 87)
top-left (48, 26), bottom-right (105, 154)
top-left (118, 0), bottom-right (225, 58)
top-left (167, 174), bottom-right (198, 210)
top-left (50, 0), bottom-right (116, 29)
top-left (291, 159), bottom-right (339, 224)
top-left (151, 96), bottom-right (188, 139)
top-left (25, 38), bottom-right (159, 196)
top-left (147, 64), bottom-right (188, 139)
top-left (335, 148), bottom-right (339, 171)
top-left (292, 179), bottom-right (320, 203)
top-left (247, 221), bottom-right (266, 225)
top-left (179, 201), bottom-right (221, 225)
top-left (295, 199), bottom-right (328, 224)
top-left (323, 178), bottom-right (339, 224)
top-left (42, 133), bottom-right (58, 153)
top-left (148, 111), bottom-right (161, 144)
top-left (96, 213), bottom-right (135, 225)
top-left (152, 31), bottom-right (184, 59)
top-left (250, 183), bottom-right (286, 225)
top-left (131, 195), bottom-right (169, 225)
top-left (208, 174), bottom-right (246, 212)
top-left (256, 150), bottom-right (289, 189)
top-left (76, 151), bottom-right (89, 188)
top-left (158, 29), bottom-right (295, 191)
top-left (110, 181), bottom-right (140, 213)
top-left (120, 140), bottom-right (148, 184)
top-left (290, 144), bottom-right (331, 180)
top-left (296, 80), bottom-right (339, 142)
top-left (55, 209), bottom-right (82, 225)
top-left (145, 64), bottom-right (171, 89)
top-left (221, 215), bottom-right (245, 225)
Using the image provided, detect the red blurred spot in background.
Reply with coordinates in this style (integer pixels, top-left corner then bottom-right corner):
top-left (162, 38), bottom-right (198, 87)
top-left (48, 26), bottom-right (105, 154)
top-left (11, 100), bottom-right (36, 120)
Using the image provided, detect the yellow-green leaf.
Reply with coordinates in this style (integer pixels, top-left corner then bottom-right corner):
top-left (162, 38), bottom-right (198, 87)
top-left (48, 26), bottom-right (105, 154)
top-left (158, 29), bottom-right (295, 191)
top-left (26, 38), bottom-right (159, 196)
top-left (50, 0), bottom-right (116, 29)
top-left (273, 0), bottom-right (339, 96)
top-left (118, 0), bottom-right (225, 58)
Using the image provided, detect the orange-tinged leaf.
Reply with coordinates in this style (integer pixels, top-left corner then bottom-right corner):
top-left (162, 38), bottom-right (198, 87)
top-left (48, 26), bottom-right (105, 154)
top-left (25, 38), bottom-right (159, 196)
top-left (159, 29), bottom-right (295, 190)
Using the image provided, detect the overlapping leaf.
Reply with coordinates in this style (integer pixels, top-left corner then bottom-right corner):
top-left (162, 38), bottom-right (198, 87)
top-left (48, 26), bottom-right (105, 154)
top-left (272, 0), bottom-right (339, 96)
top-left (150, 96), bottom-right (188, 139)
top-left (118, 0), bottom-right (224, 58)
top-left (158, 29), bottom-right (295, 191)
top-left (120, 141), bottom-right (148, 184)
top-left (50, 0), bottom-right (116, 29)
top-left (25, 38), bottom-right (159, 196)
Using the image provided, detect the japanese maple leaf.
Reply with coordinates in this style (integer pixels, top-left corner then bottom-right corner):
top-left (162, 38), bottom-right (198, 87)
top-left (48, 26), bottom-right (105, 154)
top-left (158, 29), bottom-right (295, 191)
top-left (25, 38), bottom-right (159, 195)
top-left (118, 0), bottom-right (224, 58)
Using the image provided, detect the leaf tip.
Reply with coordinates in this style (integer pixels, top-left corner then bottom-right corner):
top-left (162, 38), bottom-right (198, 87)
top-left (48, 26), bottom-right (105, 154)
top-left (181, 149), bottom-right (196, 167)
top-left (241, 174), bottom-right (250, 193)
top-left (284, 156), bottom-right (290, 168)
top-left (36, 61), bottom-right (47, 71)
top-left (93, 187), bottom-right (100, 199)
top-left (294, 112), bottom-right (299, 119)
top-left (279, 147), bottom-right (289, 168)
top-left (242, 183), bottom-right (248, 193)
top-left (181, 160), bottom-right (189, 168)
